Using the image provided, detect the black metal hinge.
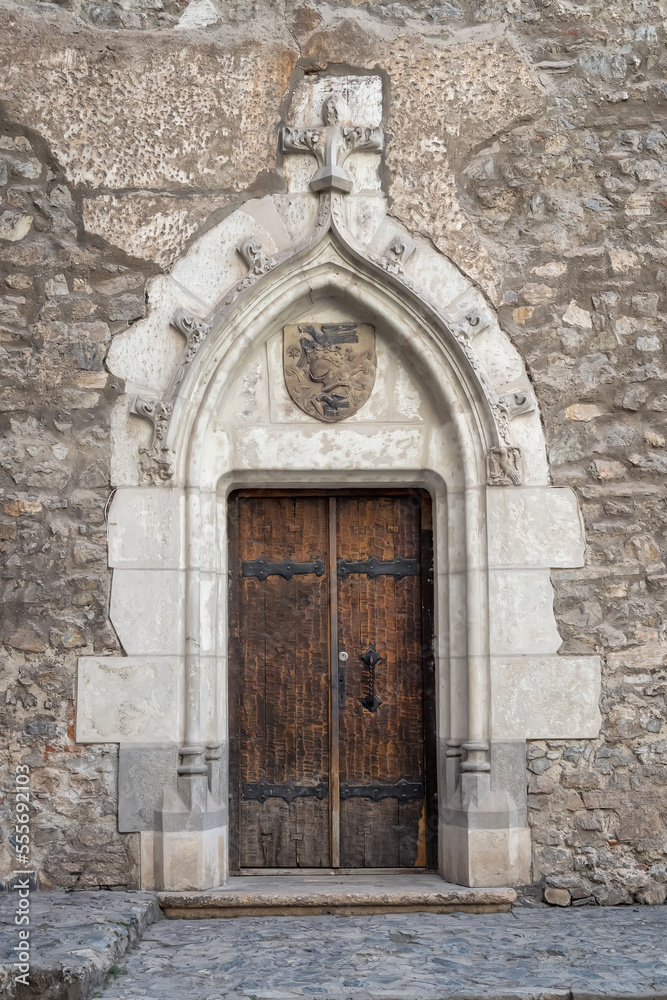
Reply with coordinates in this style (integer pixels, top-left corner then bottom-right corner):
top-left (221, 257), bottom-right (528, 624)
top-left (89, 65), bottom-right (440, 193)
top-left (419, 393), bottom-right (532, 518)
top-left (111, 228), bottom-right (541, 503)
top-left (340, 779), bottom-right (424, 803)
top-left (242, 779), bottom-right (328, 804)
top-left (337, 555), bottom-right (417, 579)
top-left (242, 556), bottom-right (325, 581)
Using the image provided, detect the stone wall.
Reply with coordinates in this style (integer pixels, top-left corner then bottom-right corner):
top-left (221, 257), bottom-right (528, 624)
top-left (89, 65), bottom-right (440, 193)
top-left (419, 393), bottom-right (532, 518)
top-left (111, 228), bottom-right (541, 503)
top-left (1, 0), bottom-right (666, 899)
top-left (0, 121), bottom-right (153, 888)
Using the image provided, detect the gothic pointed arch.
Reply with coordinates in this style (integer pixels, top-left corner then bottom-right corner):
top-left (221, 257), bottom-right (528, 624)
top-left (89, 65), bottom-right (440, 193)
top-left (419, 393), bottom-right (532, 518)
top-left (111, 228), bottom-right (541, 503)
top-left (77, 83), bottom-right (601, 894)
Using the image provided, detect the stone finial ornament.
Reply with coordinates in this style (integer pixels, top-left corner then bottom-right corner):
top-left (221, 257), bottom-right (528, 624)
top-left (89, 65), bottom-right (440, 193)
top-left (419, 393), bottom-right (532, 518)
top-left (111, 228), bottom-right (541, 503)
top-left (281, 94), bottom-right (384, 194)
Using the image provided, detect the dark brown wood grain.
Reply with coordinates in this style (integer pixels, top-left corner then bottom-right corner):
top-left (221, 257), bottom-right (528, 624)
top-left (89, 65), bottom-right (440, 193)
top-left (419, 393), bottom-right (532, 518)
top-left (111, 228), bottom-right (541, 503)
top-left (229, 495), bottom-right (330, 869)
top-left (228, 489), bottom-right (436, 872)
top-left (336, 495), bottom-right (425, 868)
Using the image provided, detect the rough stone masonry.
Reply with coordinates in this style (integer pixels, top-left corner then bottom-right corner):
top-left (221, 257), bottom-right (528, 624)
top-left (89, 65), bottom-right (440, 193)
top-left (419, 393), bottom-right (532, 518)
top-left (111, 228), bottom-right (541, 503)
top-left (0, 0), bottom-right (666, 905)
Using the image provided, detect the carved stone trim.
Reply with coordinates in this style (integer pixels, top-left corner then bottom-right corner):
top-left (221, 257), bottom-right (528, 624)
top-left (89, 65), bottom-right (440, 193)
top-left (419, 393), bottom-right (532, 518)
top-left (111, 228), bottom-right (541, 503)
top-left (237, 238), bottom-right (275, 276)
top-left (143, 183), bottom-right (525, 487)
top-left (487, 446), bottom-right (522, 487)
top-left (171, 308), bottom-right (212, 366)
top-left (281, 94), bottom-right (384, 194)
top-left (221, 238), bottom-right (280, 309)
top-left (497, 389), bottom-right (536, 419)
top-left (460, 741), bottom-right (491, 773)
top-left (378, 236), bottom-right (415, 276)
top-left (131, 396), bottom-right (175, 483)
top-left (454, 310), bottom-right (488, 339)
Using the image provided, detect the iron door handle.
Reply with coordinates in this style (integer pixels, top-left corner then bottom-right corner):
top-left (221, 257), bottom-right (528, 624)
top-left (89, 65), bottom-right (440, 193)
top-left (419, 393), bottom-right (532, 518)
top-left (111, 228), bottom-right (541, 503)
top-left (359, 646), bottom-right (383, 713)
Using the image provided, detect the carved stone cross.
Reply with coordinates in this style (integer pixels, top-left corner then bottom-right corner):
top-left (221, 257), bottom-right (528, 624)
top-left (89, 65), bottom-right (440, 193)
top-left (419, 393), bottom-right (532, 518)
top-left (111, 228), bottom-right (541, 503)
top-left (281, 94), bottom-right (383, 194)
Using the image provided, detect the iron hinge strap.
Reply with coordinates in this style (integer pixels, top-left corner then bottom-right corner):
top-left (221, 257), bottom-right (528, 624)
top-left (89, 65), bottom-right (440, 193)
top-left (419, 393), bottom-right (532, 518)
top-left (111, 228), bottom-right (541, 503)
top-left (337, 555), bottom-right (417, 579)
top-left (242, 780), bottom-right (327, 803)
top-left (339, 779), bottom-right (424, 803)
top-left (242, 556), bottom-right (325, 580)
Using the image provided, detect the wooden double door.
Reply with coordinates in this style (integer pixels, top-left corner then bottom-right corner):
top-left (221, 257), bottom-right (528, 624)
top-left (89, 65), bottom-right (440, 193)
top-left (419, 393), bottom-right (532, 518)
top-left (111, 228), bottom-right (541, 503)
top-left (228, 490), bottom-right (436, 872)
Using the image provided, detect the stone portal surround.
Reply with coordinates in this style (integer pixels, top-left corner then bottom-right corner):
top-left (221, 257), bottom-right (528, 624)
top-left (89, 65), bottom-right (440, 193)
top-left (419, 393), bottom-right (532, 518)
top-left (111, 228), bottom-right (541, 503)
top-left (76, 75), bottom-right (601, 892)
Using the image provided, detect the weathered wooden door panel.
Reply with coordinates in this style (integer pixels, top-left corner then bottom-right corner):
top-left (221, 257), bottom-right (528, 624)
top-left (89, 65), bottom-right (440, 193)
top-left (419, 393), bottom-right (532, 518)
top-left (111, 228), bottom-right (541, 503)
top-left (336, 496), bottom-right (425, 868)
top-left (230, 496), bottom-right (330, 870)
top-left (229, 490), bottom-right (434, 871)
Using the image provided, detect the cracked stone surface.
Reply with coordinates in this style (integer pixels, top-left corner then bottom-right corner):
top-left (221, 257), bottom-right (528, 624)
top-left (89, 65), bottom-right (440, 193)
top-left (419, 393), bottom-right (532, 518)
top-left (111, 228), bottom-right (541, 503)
top-left (97, 908), bottom-right (667, 999)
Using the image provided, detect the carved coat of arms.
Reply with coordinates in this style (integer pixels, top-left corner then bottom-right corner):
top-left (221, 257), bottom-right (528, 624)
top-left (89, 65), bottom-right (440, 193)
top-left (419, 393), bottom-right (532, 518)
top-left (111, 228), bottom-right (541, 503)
top-left (283, 322), bottom-right (376, 422)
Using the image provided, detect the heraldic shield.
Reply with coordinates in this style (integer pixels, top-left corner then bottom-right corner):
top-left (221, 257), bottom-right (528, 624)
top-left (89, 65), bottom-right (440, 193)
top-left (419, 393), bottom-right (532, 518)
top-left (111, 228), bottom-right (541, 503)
top-left (283, 322), bottom-right (376, 423)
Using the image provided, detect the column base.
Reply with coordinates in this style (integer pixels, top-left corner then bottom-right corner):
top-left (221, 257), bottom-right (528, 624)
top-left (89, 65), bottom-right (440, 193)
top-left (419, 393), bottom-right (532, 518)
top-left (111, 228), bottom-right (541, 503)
top-left (441, 772), bottom-right (531, 887)
top-left (153, 786), bottom-right (228, 891)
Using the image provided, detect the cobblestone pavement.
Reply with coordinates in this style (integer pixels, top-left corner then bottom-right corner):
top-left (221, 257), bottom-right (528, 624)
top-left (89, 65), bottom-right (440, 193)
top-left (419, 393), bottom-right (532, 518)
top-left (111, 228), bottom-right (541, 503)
top-left (99, 907), bottom-right (667, 1000)
top-left (0, 891), bottom-right (160, 1000)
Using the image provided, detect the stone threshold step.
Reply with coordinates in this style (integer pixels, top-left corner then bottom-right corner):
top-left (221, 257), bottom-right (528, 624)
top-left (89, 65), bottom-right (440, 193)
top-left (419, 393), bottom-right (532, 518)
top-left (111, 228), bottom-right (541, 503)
top-left (158, 874), bottom-right (515, 918)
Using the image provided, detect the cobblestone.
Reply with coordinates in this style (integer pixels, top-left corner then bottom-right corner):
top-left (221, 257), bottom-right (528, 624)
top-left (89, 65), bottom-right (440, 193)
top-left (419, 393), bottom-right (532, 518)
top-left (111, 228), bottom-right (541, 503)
top-left (98, 908), bottom-right (667, 1000)
top-left (0, 891), bottom-right (161, 1000)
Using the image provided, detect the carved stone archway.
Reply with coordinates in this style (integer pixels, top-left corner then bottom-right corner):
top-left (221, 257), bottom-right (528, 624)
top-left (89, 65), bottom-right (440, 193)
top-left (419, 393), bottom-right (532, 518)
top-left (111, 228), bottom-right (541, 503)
top-left (76, 78), bottom-right (601, 891)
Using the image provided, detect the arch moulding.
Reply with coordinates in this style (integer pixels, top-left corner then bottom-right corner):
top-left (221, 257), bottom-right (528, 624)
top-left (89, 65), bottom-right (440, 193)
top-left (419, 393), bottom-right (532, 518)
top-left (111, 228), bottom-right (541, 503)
top-left (76, 78), bottom-right (601, 892)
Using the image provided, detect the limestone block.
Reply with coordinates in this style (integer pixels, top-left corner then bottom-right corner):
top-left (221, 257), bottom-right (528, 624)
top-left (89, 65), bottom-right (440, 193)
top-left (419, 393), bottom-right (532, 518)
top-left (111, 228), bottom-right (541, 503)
top-left (425, 429), bottom-right (464, 492)
top-left (108, 488), bottom-right (182, 569)
top-left (271, 193), bottom-right (319, 244)
top-left (347, 154), bottom-right (383, 192)
top-left (83, 192), bottom-right (230, 269)
top-left (76, 656), bottom-right (182, 743)
top-left (199, 577), bottom-right (218, 657)
top-left (393, 364), bottom-right (428, 422)
top-left (217, 348), bottom-right (270, 424)
top-left (371, 219), bottom-right (471, 314)
top-left (110, 395), bottom-right (149, 488)
top-left (443, 821), bottom-right (532, 888)
top-left (140, 831), bottom-right (156, 891)
top-left (472, 326), bottom-right (524, 387)
top-left (487, 487), bottom-right (585, 569)
top-left (242, 196), bottom-right (292, 252)
top-left (169, 211), bottom-right (279, 309)
top-left (107, 275), bottom-right (203, 395)
top-left (199, 654), bottom-right (218, 738)
top-left (0, 35), bottom-right (294, 191)
top-left (284, 155), bottom-right (318, 195)
top-left (489, 569), bottom-right (561, 655)
top-left (110, 569), bottom-right (182, 655)
top-left (344, 195), bottom-right (386, 246)
top-left (175, 0), bottom-right (221, 29)
top-left (231, 426), bottom-right (427, 472)
top-left (509, 410), bottom-right (550, 487)
top-left (491, 655), bottom-right (602, 740)
top-left (119, 745), bottom-right (179, 832)
top-left (288, 74), bottom-right (383, 128)
top-left (154, 825), bottom-right (226, 892)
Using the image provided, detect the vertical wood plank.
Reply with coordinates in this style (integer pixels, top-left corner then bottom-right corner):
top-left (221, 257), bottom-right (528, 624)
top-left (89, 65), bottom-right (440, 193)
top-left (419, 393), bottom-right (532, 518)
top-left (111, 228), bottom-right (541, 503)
top-left (420, 492), bottom-right (438, 870)
top-left (337, 493), bottom-right (425, 868)
top-left (328, 496), bottom-right (340, 870)
top-left (231, 494), bottom-right (330, 869)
